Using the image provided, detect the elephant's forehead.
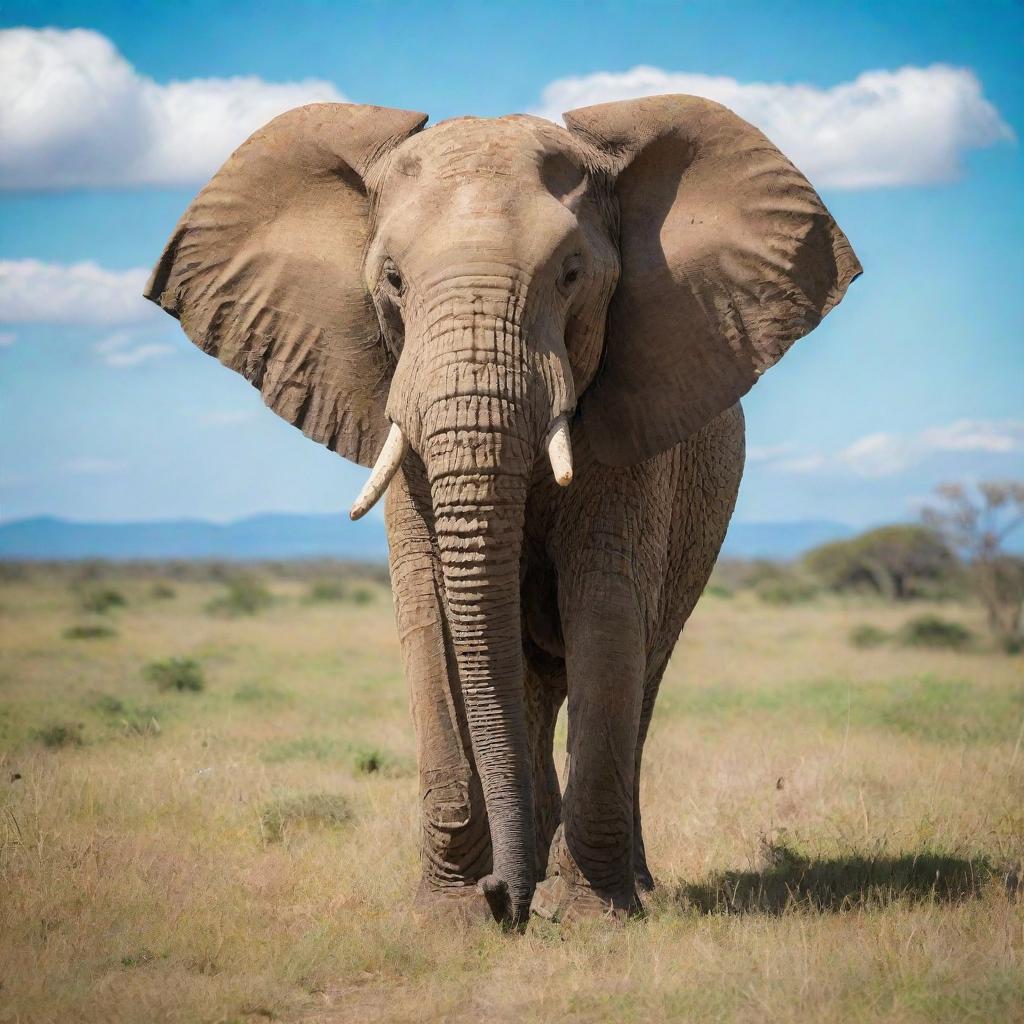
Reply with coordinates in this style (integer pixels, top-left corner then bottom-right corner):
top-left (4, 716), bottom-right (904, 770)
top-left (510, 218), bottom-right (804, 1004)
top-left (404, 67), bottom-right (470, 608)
top-left (387, 116), bottom-right (580, 191)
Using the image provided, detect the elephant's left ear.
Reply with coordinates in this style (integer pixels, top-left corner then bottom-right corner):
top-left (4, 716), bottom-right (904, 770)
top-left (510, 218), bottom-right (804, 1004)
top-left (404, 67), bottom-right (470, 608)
top-left (563, 94), bottom-right (862, 466)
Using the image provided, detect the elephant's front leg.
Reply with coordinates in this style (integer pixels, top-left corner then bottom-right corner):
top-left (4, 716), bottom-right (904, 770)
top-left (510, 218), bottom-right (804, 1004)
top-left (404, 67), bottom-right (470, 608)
top-left (385, 464), bottom-right (493, 912)
top-left (537, 571), bottom-right (646, 920)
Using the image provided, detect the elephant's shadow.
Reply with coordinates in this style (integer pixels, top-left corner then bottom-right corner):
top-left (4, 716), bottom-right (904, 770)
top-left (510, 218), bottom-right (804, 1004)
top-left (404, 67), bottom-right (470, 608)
top-left (664, 845), bottom-right (1017, 916)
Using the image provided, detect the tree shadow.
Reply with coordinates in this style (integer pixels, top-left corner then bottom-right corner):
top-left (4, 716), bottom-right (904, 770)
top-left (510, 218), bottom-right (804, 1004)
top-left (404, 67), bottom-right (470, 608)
top-left (670, 845), bottom-right (1007, 916)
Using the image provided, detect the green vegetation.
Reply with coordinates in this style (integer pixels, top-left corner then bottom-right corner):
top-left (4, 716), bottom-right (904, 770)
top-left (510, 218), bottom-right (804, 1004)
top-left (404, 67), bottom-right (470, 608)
top-left (848, 623), bottom-right (889, 648)
top-left (259, 792), bottom-right (353, 843)
top-left (77, 585), bottom-right (128, 614)
top-left (143, 656), bottom-right (205, 692)
top-left (63, 622), bottom-right (117, 640)
top-left (802, 524), bottom-right (958, 600)
top-left (899, 614), bottom-right (974, 651)
top-left (204, 573), bottom-right (273, 616)
top-left (1, 563), bottom-right (1021, 1024)
top-left (32, 720), bottom-right (83, 748)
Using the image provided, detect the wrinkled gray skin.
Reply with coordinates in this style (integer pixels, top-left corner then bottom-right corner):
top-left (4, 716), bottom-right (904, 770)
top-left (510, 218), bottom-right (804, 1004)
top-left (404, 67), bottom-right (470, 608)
top-left (147, 98), bottom-right (859, 927)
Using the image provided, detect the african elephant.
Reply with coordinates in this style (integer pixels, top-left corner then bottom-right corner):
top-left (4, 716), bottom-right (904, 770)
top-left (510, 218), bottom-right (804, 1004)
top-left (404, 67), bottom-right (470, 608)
top-left (145, 95), bottom-right (860, 927)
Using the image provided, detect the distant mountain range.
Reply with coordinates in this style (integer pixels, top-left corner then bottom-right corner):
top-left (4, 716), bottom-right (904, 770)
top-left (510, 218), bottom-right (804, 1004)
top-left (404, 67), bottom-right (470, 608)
top-left (0, 513), bottom-right (855, 562)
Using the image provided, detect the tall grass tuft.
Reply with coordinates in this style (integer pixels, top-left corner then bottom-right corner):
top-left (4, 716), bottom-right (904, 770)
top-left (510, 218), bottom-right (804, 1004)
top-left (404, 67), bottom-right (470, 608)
top-left (144, 656), bottom-right (205, 692)
top-left (259, 792), bottom-right (352, 843)
top-left (205, 574), bottom-right (273, 617)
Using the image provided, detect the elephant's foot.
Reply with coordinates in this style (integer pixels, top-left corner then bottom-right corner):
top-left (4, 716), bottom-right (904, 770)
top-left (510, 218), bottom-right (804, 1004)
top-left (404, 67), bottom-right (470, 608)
top-left (412, 881), bottom-right (496, 926)
top-left (530, 873), bottom-right (639, 923)
top-left (532, 829), bottom-right (642, 924)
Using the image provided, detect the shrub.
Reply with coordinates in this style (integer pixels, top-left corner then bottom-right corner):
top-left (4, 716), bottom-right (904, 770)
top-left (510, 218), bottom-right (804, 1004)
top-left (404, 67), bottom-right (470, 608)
top-left (205, 575), bottom-right (273, 617)
top-left (92, 694), bottom-right (126, 715)
top-left (350, 586), bottom-right (374, 605)
top-left (849, 624), bottom-right (889, 649)
top-left (149, 581), bottom-right (176, 600)
top-left (64, 623), bottom-right (117, 640)
top-left (78, 586), bottom-right (127, 614)
top-left (898, 615), bottom-right (974, 651)
top-left (803, 525), bottom-right (959, 600)
top-left (92, 694), bottom-right (162, 736)
top-left (259, 793), bottom-right (352, 843)
top-left (752, 565), bottom-right (819, 605)
top-left (703, 583), bottom-right (733, 600)
top-left (305, 579), bottom-right (348, 603)
top-left (33, 721), bottom-right (83, 748)
top-left (353, 746), bottom-right (388, 774)
top-left (144, 656), bottom-right (205, 692)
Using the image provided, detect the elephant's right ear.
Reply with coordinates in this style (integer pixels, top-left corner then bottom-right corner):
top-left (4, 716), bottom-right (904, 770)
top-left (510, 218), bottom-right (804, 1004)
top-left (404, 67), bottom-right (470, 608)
top-left (145, 103), bottom-right (428, 468)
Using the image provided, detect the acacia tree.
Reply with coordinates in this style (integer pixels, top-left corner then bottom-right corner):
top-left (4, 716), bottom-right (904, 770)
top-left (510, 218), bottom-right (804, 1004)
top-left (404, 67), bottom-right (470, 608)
top-left (922, 481), bottom-right (1024, 650)
top-left (802, 524), bottom-right (957, 600)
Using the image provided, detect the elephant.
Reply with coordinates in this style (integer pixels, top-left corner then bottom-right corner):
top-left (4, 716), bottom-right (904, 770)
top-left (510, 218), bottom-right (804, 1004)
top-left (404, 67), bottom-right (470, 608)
top-left (145, 95), bottom-right (860, 927)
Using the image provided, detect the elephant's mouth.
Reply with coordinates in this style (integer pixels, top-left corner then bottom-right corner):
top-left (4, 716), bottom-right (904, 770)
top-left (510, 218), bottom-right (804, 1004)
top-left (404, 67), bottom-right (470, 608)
top-left (348, 414), bottom-right (573, 522)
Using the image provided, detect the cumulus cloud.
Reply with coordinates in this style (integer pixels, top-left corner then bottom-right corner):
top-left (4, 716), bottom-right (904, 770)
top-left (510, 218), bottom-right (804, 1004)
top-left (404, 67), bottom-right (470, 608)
top-left (761, 419), bottom-right (1024, 478)
top-left (0, 259), bottom-right (156, 326)
top-left (94, 331), bottom-right (176, 368)
top-left (533, 64), bottom-right (1013, 188)
top-left (0, 27), bottom-right (345, 188)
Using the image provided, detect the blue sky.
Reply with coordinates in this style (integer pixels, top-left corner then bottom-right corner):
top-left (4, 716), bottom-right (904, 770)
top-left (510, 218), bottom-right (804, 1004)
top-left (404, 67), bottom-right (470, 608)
top-left (1, 1), bottom-right (1021, 528)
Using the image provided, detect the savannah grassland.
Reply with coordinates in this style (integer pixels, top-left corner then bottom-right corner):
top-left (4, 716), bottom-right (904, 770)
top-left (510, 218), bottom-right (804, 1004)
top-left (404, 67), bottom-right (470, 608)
top-left (0, 564), bottom-right (1021, 1024)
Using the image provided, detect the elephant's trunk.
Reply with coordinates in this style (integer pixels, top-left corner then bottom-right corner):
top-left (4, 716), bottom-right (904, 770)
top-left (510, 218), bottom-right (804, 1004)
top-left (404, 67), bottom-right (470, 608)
top-left (382, 288), bottom-right (571, 925)
top-left (428, 424), bottom-right (535, 924)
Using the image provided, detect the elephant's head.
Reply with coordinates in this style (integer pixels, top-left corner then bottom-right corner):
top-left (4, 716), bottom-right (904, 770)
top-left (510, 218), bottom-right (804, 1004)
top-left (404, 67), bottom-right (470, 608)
top-left (146, 97), bottom-right (860, 923)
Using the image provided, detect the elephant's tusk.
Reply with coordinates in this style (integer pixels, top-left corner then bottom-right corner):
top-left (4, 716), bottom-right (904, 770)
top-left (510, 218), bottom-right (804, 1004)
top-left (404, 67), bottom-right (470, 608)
top-left (546, 415), bottom-right (573, 487)
top-left (350, 422), bottom-right (409, 520)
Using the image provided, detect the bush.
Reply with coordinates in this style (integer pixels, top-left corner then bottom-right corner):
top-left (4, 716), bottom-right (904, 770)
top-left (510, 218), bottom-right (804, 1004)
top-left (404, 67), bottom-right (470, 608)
top-left (803, 525), bottom-right (959, 600)
top-left (305, 579), bottom-right (348, 603)
top-left (144, 656), bottom-right (205, 692)
top-left (149, 581), bottom-right (176, 600)
top-left (898, 615), bottom-right (974, 651)
top-left (849, 624), bottom-right (889, 649)
top-left (64, 623), bottom-right (117, 640)
top-left (259, 793), bottom-right (352, 843)
top-left (78, 586), bottom-right (127, 614)
top-left (92, 694), bottom-right (162, 736)
top-left (33, 721), bottom-right (83, 748)
top-left (205, 575), bottom-right (273, 617)
top-left (756, 577), bottom-right (819, 606)
top-left (350, 586), bottom-right (374, 605)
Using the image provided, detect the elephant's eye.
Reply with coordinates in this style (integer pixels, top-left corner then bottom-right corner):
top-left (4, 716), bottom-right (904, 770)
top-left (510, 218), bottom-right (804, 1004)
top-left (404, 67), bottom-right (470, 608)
top-left (383, 262), bottom-right (404, 294)
top-left (559, 256), bottom-right (583, 294)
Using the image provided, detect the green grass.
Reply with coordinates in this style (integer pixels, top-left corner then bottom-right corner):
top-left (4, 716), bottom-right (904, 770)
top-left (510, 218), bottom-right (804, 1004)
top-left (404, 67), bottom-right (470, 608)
top-left (0, 569), bottom-right (1021, 1024)
top-left (660, 674), bottom-right (1024, 744)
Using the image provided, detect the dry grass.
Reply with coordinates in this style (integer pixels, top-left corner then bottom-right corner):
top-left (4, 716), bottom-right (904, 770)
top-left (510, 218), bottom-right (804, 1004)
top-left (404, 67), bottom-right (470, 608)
top-left (0, 570), bottom-right (1021, 1023)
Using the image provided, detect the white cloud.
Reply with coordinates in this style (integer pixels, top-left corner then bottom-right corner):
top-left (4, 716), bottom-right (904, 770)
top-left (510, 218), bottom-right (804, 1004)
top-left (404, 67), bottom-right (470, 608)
top-left (94, 330), bottom-right (176, 368)
top-left (533, 64), bottom-right (1013, 189)
top-left (919, 419), bottom-right (1024, 453)
top-left (65, 457), bottom-right (125, 476)
top-left (761, 419), bottom-right (1024, 477)
top-left (0, 28), bottom-right (345, 189)
top-left (0, 259), bottom-right (156, 325)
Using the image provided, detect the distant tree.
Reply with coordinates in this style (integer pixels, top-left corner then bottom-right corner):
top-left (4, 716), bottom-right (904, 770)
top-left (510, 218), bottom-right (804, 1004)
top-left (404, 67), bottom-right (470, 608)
top-left (922, 481), bottom-right (1024, 650)
top-left (802, 524), bottom-right (958, 600)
